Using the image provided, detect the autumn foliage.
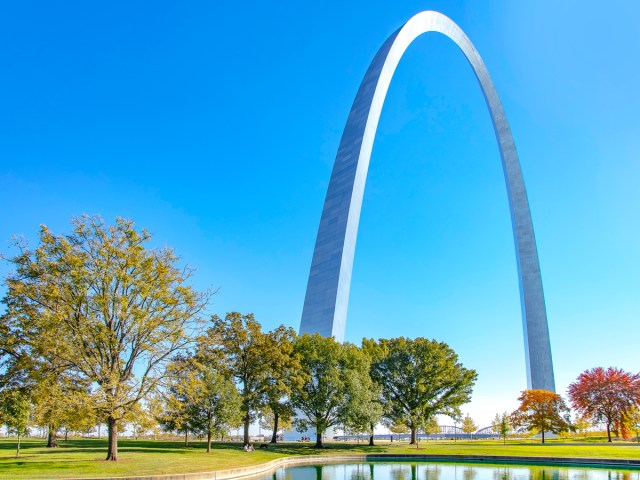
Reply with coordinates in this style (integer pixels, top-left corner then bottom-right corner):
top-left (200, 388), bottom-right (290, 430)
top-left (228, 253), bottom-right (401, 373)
top-left (511, 389), bottom-right (571, 443)
top-left (567, 367), bottom-right (640, 442)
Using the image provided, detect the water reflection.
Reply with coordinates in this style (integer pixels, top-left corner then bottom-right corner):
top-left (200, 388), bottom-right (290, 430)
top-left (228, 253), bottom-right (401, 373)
top-left (270, 463), bottom-right (640, 480)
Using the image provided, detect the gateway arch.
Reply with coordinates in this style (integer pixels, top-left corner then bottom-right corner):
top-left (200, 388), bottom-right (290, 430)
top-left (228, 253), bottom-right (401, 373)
top-left (299, 11), bottom-right (555, 392)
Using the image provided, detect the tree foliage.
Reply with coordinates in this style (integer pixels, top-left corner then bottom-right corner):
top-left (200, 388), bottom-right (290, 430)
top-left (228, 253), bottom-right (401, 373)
top-left (259, 325), bottom-right (305, 444)
top-left (205, 312), bottom-right (277, 446)
top-left (364, 337), bottom-right (477, 444)
top-left (567, 367), bottom-right (640, 442)
top-left (291, 334), bottom-right (371, 448)
top-left (492, 412), bottom-right (511, 445)
top-left (461, 414), bottom-right (477, 441)
top-left (0, 389), bottom-right (31, 457)
top-left (2, 216), bottom-right (209, 460)
top-left (626, 408), bottom-right (640, 444)
top-left (511, 390), bottom-right (571, 443)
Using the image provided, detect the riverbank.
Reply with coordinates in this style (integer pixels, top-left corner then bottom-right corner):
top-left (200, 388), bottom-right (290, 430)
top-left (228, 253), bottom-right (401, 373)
top-left (1, 438), bottom-right (639, 480)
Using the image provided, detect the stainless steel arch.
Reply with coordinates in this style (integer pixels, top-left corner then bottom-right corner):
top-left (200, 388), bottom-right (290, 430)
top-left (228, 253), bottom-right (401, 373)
top-left (299, 11), bottom-right (555, 392)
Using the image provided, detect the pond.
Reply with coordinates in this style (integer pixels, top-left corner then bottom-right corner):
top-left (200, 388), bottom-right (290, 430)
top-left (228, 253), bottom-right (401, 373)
top-left (261, 462), bottom-right (640, 480)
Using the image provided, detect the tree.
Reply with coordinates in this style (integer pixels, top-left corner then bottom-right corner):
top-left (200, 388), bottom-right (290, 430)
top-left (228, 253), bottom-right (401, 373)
top-left (343, 375), bottom-right (384, 446)
top-left (0, 389), bottom-right (31, 457)
top-left (364, 337), bottom-right (477, 444)
top-left (572, 416), bottom-right (592, 440)
top-left (291, 334), bottom-right (371, 448)
top-left (2, 216), bottom-right (210, 460)
top-left (492, 412), bottom-right (510, 445)
top-left (461, 414), bottom-right (477, 441)
top-left (626, 408), bottom-right (640, 444)
top-left (511, 390), bottom-right (571, 443)
top-left (161, 350), bottom-right (242, 451)
top-left (259, 410), bottom-right (292, 442)
top-left (567, 367), bottom-right (640, 442)
top-left (187, 368), bottom-right (242, 452)
top-left (158, 388), bottom-right (192, 446)
top-left (31, 372), bottom-right (94, 448)
top-left (126, 400), bottom-right (161, 440)
top-left (421, 416), bottom-right (440, 445)
top-left (206, 312), bottom-right (275, 447)
top-left (260, 325), bottom-right (305, 444)
top-left (383, 417), bottom-right (409, 441)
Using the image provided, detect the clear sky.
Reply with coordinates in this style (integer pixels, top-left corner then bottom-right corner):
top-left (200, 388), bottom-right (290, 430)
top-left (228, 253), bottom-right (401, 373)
top-left (1, 1), bottom-right (639, 428)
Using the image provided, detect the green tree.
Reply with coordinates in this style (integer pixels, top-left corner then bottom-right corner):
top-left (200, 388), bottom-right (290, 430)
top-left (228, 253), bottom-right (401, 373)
top-left (188, 368), bottom-right (242, 452)
top-left (382, 417), bottom-right (409, 442)
top-left (419, 416), bottom-right (440, 446)
top-left (158, 381), bottom-right (192, 446)
top-left (291, 334), bottom-right (371, 448)
top-left (364, 337), bottom-right (477, 444)
top-left (0, 389), bottom-right (31, 457)
top-left (259, 409), bottom-right (293, 442)
top-left (492, 412), bottom-right (510, 445)
top-left (205, 312), bottom-right (275, 447)
top-left (343, 370), bottom-right (384, 446)
top-left (260, 325), bottom-right (305, 444)
top-left (2, 216), bottom-right (210, 460)
top-left (511, 390), bottom-right (571, 443)
top-left (461, 414), bottom-right (477, 441)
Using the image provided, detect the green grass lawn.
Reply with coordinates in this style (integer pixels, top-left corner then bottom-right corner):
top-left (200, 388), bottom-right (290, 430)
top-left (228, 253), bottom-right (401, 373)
top-left (1, 437), bottom-right (639, 480)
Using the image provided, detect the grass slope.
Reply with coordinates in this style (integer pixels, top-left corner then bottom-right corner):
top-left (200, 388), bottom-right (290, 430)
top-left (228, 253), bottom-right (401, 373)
top-left (1, 438), bottom-right (639, 480)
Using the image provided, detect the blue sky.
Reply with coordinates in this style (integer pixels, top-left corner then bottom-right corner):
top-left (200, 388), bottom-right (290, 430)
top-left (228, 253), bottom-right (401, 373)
top-left (1, 1), bottom-right (639, 426)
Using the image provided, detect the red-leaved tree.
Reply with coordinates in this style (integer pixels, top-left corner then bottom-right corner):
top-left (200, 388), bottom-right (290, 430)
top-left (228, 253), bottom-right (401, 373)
top-left (567, 367), bottom-right (640, 442)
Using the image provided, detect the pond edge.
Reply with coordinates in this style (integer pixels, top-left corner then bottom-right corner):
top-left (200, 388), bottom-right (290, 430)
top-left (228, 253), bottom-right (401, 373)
top-left (68, 453), bottom-right (640, 480)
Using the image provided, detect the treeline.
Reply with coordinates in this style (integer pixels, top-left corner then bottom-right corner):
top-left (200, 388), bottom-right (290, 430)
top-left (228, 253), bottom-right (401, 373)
top-left (493, 369), bottom-right (640, 444)
top-left (2, 217), bottom-right (639, 461)
top-left (0, 217), bottom-right (477, 460)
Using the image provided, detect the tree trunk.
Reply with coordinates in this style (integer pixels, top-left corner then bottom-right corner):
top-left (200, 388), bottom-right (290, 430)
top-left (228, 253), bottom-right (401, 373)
top-left (369, 434), bottom-right (374, 446)
top-left (314, 432), bottom-right (323, 448)
top-left (607, 422), bottom-right (612, 442)
top-left (270, 412), bottom-right (279, 444)
top-left (185, 430), bottom-right (189, 447)
top-left (47, 425), bottom-right (58, 448)
top-left (98, 424), bottom-right (101, 439)
top-left (243, 414), bottom-right (250, 446)
top-left (106, 416), bottom-right (118, 461)
top-left (207, 431), bottom-right (212, 453)
top-left (541, 429), bottom-right (545, 444)
top-left (410, 427), bottom-right (417, 445)
top-left (64, 429), bottom-right (68, 441)
top-left (16, 432), bottom-right (21, 458)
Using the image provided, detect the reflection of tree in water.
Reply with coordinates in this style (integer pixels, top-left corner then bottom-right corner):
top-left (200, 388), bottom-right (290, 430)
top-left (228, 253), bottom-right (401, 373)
top-left (422, 464), bottom-right (441, 480)
top-left (274, 463), bottom-right (639, 480)
top-left (463, 467), bottom-right (477, 480)
top-left (608, 471), bottom-right (634, 480)
top-left (493, 466), bottom-right (513, 480)
top-left (390, 465), bottom-right (411, 480)
top-left (568, 467), bottom-right (590, 480)
top-left (350, 464), bottom-right (372, 480)
top-left (527, 468), bottom-right (565, 480)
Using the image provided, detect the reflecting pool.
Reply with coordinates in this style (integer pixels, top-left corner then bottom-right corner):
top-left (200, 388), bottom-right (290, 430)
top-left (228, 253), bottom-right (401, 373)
top-left (262, 463), bottom-right (640, 480)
